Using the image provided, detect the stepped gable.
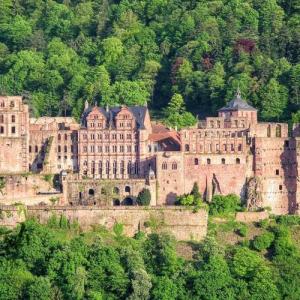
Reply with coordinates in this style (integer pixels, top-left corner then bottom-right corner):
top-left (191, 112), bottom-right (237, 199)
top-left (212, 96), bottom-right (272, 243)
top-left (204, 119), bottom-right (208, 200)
top-left (219, 89), bottom-right (257, 112)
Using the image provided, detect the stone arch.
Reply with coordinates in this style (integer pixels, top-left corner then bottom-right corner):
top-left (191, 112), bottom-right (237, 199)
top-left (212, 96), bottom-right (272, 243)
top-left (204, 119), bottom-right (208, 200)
top-left (113, 199), bottom-right (120, 206)
top-left (122, 197), bottom-right (133, 206)
top-left (88, 188), bottom-right (95, 196)
top-left (125, 186), bottom-right (131, 193)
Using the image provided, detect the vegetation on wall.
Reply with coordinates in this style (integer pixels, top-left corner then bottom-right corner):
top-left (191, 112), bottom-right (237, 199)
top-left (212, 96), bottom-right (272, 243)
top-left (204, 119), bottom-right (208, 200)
top-left (0, 0), bottom-right (298, 122)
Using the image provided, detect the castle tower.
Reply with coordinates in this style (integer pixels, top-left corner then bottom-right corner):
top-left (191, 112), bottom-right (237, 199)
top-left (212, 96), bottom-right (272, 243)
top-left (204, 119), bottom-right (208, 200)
top-left (218, 89), bottom-right (257, 124)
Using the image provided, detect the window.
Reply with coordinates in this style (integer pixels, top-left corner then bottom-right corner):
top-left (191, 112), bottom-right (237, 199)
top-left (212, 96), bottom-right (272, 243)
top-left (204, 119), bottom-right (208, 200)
top-left (127, 145), bottom-right (132, 152)
top-left (97, 134), bottom-right (102, 140)
top-left (231, 144), bottom-right (234, 151)
top-left (35, 145), bottom-right (38, 153)
top-left (83, 146), bottom-right (87, 152)
top-left (11, 115), bottom-right (15, 123)
top-left (207, 158), bottom-right (211, 165)
top-left (90, 134), bottom-right (94, 140)
top-left (127, 134), bottom-right (131, 139)
top-left (162, 162), bottom-right (167, 170)
top-left (238, 144), bottom-right (242, 151)
top-left (105, 145), bottom-right (109, 152)
top-left (221, 158), bottom-right (225, 164)
top-left (64, 146), bottom-right (67, 152)
top-left (185, 144), bottom-right (190, 152)
top-left (0, 115), bottom-right (3, 123)
top-left (125, 186), bottom-right (131, 193)
top-left (71, 145), bottom-right (74, 153)
top-left (120, 145), bottom-right (124, 152)
top-left (106, 161), bottom-right (110, 174)
top-left (0, 126), bottom-right (4, 134)
top-left (98, 161), bottom-right (102, 175)
top-left (112, 145), bottom-right (117, 152)
top-left (90, 145), bottom-right (94, 152)
top-left (11, 126), bottom-right (15, 134)
top-left (64, 134), bottom-right (68, 141)
top-left (113, 161), bottom-right (117, 175)
top-left (29, 145), bottom-right (32, 153)
top-left (267, 125), bottom-right (271, 137)
top-left (98, 122), bottom-right (102, 128)
top-left (83, 134), bottom-right (87, 140)
top-left (10, 101), bottom-right (14, 107)
top-left (58, 145), bottom-right (61, 152)
top-left (127, 161), bottom-right (132, 174)
top-left (276, 125), bottom-right (281, 137)
top-left (120, 161), bottom-right (125, 174)
top-left (194, 158), bottom-right (199, 165)
top-left (279, 185), bottom-right (283, 191)
top-left (223, 144), bottom-right (227, 152)
top-left (172, 162), bottom-right (177, 170)
top-left (89, 189), bottom-right (95, 196)
top-left (236, 158), bottom-right (240, 164)
top-left (98, 146), bottom-right (102, 152)
top-left (90, 123), bottom-right (94, 128)
top-left (120, 134), bottom-right (124, 140)
top-left (276, 169), bottom-right (279, 175)
top-left (285, 140), bottom-right (289, 148)
top-left (83, 161), bottom-right (88, 166)
top-left (105, 134), bottom-right (109, 139)
top-left (112, 133), bottom-right (117, 140)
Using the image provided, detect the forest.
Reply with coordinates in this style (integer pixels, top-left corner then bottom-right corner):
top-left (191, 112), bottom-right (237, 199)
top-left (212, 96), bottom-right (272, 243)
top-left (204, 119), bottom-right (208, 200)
top-left (0, 0), bottom-right (299, 123)
top-left (1, 212), bottom-right (300, 300)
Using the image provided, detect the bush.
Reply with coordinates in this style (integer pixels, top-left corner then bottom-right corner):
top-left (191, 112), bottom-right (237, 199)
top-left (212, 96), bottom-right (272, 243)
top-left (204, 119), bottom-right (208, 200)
top-left (137, 188), bottom-right (151, 206)
top-left (257, 219), bottom-right (269, 229)
top-left (276, 215), bottom-right (300, 226)
top-left (252, 232), bottom-right (275, 251)
top-left (209, 194), bottom-right (241, 216)
top-left (236, 223), bottom-right (248, 237)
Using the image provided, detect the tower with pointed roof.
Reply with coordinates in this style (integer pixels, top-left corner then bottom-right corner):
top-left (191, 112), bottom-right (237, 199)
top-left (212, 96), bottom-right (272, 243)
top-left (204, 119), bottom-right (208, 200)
top-left (218, 89), bottom-right (257, 124)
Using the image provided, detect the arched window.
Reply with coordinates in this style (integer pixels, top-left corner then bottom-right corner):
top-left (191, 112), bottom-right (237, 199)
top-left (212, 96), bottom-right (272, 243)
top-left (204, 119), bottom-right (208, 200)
top-left (113, 161), bottom-right (117, 175)
top-left (64, 146), bottom-right (67, 153)
top-left (88, 189), bottom-right (95, 196)
top-left (185, 144), bottom-right (190, 152)
top-left (0, 115), bottom-right (3, 123)
top-left (64, 134), bottom-right (68, 141)
top-left (276, 125), bottom-right (281, 137)
top-left (172, 162), bottom-right (177, 170)
top-left (267, 125), bottom-right (271, 137)
top-left (98, 161), bottom-right (102, 175)
top-left (127, 161), bottom-right (132, 174)
top-left (120, 160), bottom-right (125, 174)
top-left (106, 160), bottom-right (110, 174)
top-left (162, 162), bottom-right (167, 170)
top-left (194, 158), bottom-right (199, 165)
top-left (207, 158), bottom-right (211, 165)
top-left (125, 186), bottom-right (131, 193)
top-left (221, 158), bottom-right (225, 164)
top-left (236, 158), bottom-right (240, 164)
top-left (11, 115), bottom-right (15, 123)
top-left (58, 134), bottom-right (61, 141)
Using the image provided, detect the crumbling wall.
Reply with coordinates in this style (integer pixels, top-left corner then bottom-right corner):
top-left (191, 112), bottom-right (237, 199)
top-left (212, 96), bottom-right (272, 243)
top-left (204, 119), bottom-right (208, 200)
top-left (0, 206), bottom-right (208, 241)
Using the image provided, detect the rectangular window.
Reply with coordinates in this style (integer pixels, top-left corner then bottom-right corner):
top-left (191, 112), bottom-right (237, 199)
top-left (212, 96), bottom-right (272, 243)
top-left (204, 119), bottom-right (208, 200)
top-left (11, 126), bottom-right (15, 134)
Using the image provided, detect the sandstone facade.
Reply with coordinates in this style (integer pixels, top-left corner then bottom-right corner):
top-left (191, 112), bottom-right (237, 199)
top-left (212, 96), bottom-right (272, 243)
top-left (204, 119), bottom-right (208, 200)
top-left (0, 92), bottom-right (299, 214)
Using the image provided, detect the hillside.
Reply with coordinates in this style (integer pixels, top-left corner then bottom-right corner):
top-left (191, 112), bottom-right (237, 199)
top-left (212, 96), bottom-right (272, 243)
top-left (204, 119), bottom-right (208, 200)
top-left (0, 0), bottom-right (299, 122)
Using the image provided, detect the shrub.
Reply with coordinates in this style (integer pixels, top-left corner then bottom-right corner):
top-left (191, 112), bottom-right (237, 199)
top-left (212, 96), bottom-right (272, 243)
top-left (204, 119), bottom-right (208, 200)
top-left (252, 232), bottom-right (275, 251)
top-left (209, 194), bottom-right (241, 216)
top-left (137, 188), bottom-right (151, 206)
top-left (236, 223), bottom-right (248, 237)
top-left (276, 215), bottom-right (300, 226)
top-left (257, 219), bottom-right (269, 229)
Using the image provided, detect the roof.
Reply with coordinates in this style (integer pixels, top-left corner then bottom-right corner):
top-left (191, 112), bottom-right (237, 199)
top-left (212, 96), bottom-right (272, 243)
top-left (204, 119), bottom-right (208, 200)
top-left (219, 89), bottom-right (257, 112)
top-left (81, 105), bottom-right (148, 129)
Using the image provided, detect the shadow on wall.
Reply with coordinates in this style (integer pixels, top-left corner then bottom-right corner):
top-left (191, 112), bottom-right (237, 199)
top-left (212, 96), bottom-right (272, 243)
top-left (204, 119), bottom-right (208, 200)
top-left (166, 192), bottom-right (177, 205)
top-left (282, 139), bottom-right (297, 213)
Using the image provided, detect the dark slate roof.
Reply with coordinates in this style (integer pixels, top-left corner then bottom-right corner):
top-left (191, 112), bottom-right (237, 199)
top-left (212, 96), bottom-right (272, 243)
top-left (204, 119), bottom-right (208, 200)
top-left (219, 90), bottom-right (257, 112)
top-left (81, 105), bottom-right (147, 129)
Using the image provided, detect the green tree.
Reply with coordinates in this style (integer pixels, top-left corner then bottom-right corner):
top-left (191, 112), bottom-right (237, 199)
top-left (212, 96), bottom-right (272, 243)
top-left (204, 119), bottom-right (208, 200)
top-left (137, 188), bottom-right (151, 206)
top-left (25, 276), bottom-right (52, 300)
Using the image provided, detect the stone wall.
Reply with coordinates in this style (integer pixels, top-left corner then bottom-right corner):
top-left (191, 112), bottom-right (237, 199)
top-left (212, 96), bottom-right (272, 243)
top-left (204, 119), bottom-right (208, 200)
top-left (0, 206), bottom-right (208, 241)
top-left (236, 211), bottom-right (269, 223)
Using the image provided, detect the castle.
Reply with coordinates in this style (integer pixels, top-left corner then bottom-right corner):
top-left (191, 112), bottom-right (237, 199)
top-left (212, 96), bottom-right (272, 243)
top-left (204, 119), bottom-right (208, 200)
top-left (0, 92), bottom-right (299, 215)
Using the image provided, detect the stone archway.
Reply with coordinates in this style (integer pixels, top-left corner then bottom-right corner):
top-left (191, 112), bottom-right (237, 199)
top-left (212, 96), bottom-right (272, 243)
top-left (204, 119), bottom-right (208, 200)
top-left (122, 197), bottom-right (134, 206)
top-left (113, 199), bottom-right (120, 206)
